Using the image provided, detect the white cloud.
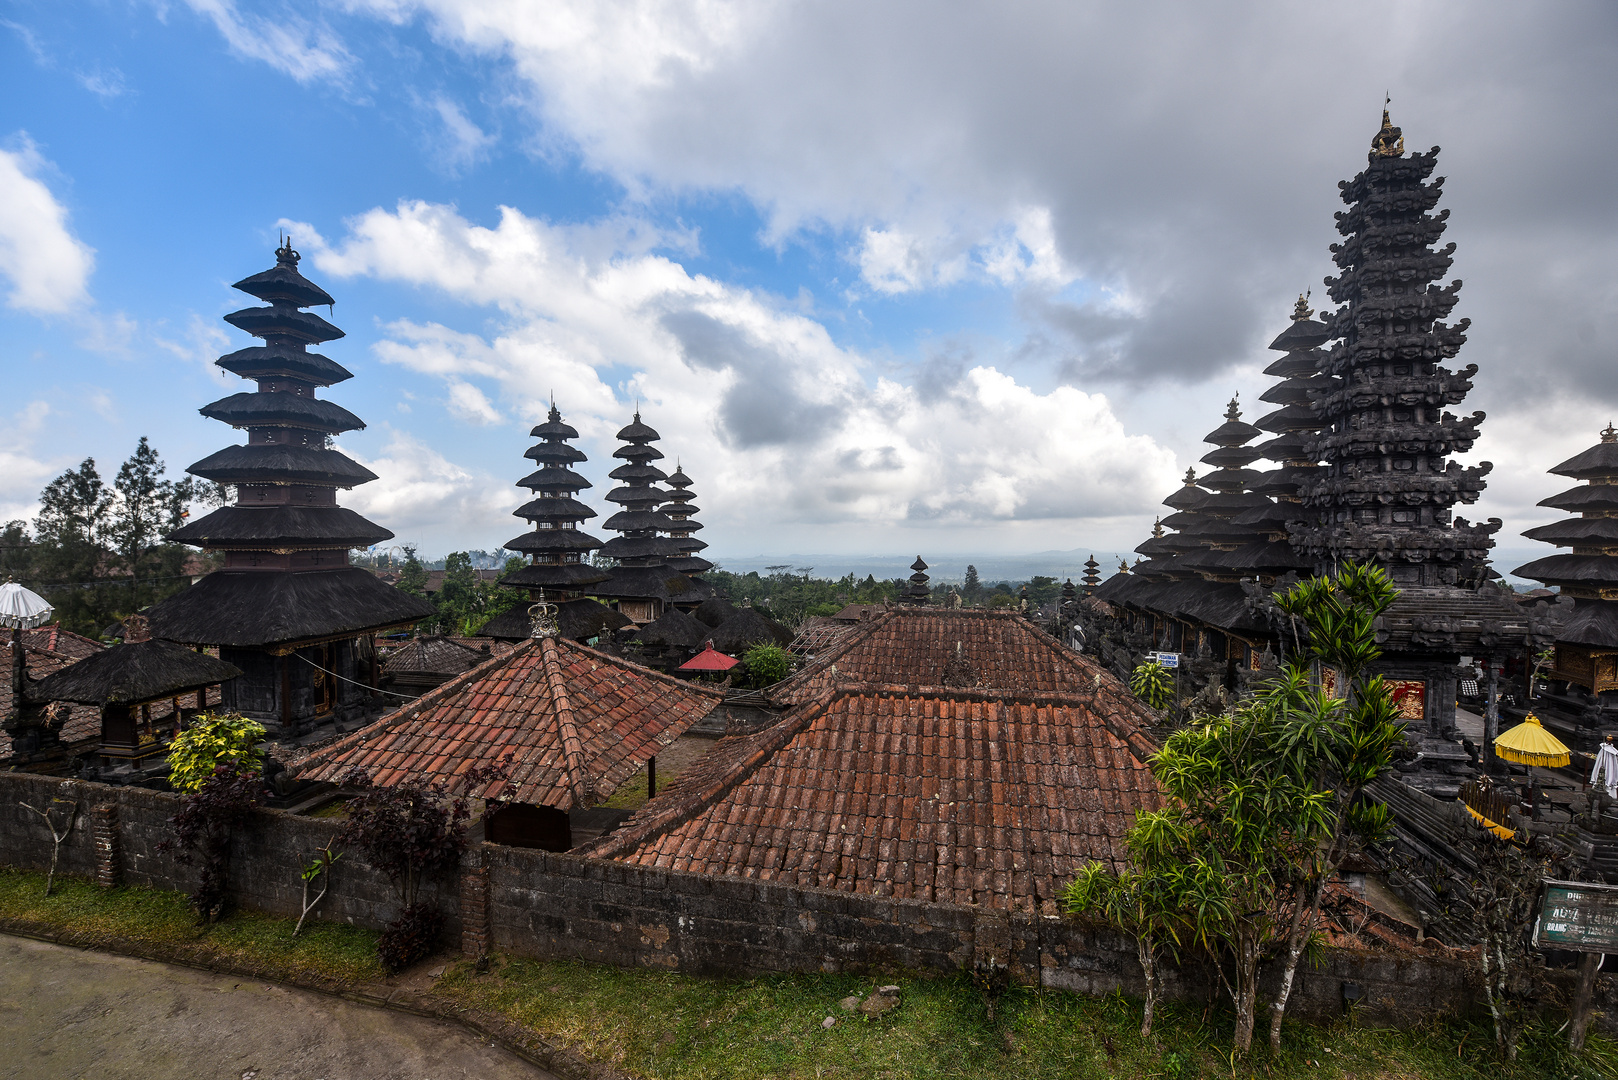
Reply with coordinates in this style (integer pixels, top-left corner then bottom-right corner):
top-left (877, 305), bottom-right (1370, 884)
top-left (0, 136), bottom-right (94, 314)
top-left (340, 429), bottom-right (514, 547)
top-left (306, 198), bottom-right (1178, 549)
top-left (429, 96), bottom-right (495, 173)
top-left (181, 0), bottom-right (352, 84)
top-left (76, 67), bottom-right (129, 99)
top-left (0, 400), bottom-right (56, 523)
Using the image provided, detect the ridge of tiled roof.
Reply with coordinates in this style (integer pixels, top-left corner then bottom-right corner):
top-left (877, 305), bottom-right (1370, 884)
top-left (579, 682), bottom-right (1162, 912)
top-left (295, 635), bottom-right (723, 810)
top-left (768, 606), bottom-right (1112, 705)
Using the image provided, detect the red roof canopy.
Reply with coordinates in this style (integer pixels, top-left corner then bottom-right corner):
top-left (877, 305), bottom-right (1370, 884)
top-left (679, 645), bottom-right (738, 672)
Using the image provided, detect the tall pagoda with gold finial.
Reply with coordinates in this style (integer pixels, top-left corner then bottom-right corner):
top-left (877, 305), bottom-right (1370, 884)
top-left (150, 240), bottom-right (433, 736)
top-left (591, 412), bottom-right (699, 623)
top-left (661, 465), bottom-right (714, 581)
top-left (1293, 107), bottom-right (1494, 586)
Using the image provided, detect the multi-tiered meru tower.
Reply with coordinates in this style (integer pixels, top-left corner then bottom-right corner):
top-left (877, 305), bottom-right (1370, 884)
top-left (1293, 109), bottom-right (1493, 587)
top-left (151, 241), bottom-right (433, 736)
top-left (481, 403), bottom-right (628, 643)
top-left (592, 414), bottom-right (698, 623)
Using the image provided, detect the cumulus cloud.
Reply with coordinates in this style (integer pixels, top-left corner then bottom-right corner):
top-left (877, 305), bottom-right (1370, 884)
top-left (341, 429), bottom-right (515, 546)
top-left (181, 0), bottom-right (352, 84)
top-left (428, 96), bottom-right (496, 174)
top-left (0, 136), bottom-right (94, 314)
top-left (0, 400), bottom-right (57, 523)
top-left (306, 198), bottom-right (1178, 549)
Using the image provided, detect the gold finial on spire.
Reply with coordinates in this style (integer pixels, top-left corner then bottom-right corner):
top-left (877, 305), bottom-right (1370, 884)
top-left (1183, 467), bottom-right (1198, 486)
top-left (1291, 289), bottom-right (1313, 322)
top-left (1118, 558), bottom-right (1130, 574)
top-left (1372, 94), bottom-right (1405, 158)
top-left (1152, 516), bottom-right (1164, 538)
top-left (1225, 395), bottom-right (1241, 421)
top-left (1603, 422), bottom-right (1616, 445)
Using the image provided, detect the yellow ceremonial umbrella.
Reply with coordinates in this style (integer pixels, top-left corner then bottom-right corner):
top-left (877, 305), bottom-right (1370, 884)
top-left (1493, 713), bottom-right (1571, 768)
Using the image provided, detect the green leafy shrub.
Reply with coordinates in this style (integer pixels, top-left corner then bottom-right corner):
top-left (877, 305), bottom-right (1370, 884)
top-left (167, 712), bottom-right (266, 793)
top-left (743, 643), bottom-right (790, 688)
top-left (1129, 660), bottom-right (1172, 709)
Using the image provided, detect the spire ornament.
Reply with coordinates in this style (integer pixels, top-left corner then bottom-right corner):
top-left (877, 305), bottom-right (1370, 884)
top-left (528, 592), bottom-right (560, 638)
top-left (1291, 290), bottom-right (1313, 322)
top-left (1371, 98), bottom-right (1405, 158)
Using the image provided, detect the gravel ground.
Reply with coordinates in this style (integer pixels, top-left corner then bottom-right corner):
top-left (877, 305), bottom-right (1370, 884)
top-left (0, 934), bottom-right (553, 1080)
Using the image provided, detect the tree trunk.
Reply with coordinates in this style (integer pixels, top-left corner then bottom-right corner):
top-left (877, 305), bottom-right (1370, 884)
top-left (1137, 936), bottom-right (1158, 1038)
top-left (1232, 934), bottom-right (1260, 1053)
top-left (1270, 870), bottom-right (1332, 1051)
top-left (1569, 951), bottom-right (1603, 1050)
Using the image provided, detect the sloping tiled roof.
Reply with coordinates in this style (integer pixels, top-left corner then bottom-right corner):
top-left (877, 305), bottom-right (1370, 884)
top-left (581, 684), bottom-right (1162, 913)
top-left (770, 607), bottom-right (1108, 705)
top-left (296, 635), bottom-right (723, 810)
top-left (381, 635), bottom-right (488, 676)
top-left (787, 616), bottom-right (857, 657)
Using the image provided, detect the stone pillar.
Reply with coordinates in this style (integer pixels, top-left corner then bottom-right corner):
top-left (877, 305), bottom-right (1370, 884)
top-left (460, 854), bottom-right (490, 957)
top-left (92, 804), bottom-right (120, 887)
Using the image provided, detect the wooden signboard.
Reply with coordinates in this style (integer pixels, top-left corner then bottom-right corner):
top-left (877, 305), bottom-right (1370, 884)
top-left (1537, 879), bottom-right (1618, 954)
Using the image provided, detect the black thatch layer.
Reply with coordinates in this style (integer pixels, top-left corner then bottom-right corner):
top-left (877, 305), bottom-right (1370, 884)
top-left (224, 304), bottom-right (345, 344)
top-left (149, 568), bottom-right (435, 647)
top-left (216, 345), bottom-right (353, 386)
top-left (1559, 601), bottom-right (1618, 650)
top-left (1523, 518), bottom-right (1618, 546)
top-left (1256, 404), bottom-right (1318, 433)
top-left (530, 416), bottom-right (579, 440)
top-left (1551, 442), bottom-right (1618, 480)
top-left (591, 565), bottom-right (698, 602)
top-left (597, 537), bottom-right (687, 563)
top-left (514, 497), bottom-right (597, 521)
top-left (233, 263), bottom-right (336, 308)
top-left (1267, 318), bottom-right (1331, 352)
top-left (608, 462), bottom-right (668, 483)
top-left (707, 609), bottom-right (794, 653)
top-left (667, 555), bottom-right (714, 574)
top-left (187, 444), bottom-right (378, 487)
top-left (28, 639), bottom-right (241, 705)
top-left (525, 443), bottom-right (587, 464)
top-left (694, 597), bottom-right (740, 628)
top-left (517, 467), bottom-right (591, 492)
top-left (611, 443), bottom-right (663, 462)
top-left (481, 598), bottom-right (630, 642)
top-left (504, 530), bottom-right (602, 555)
top-left (636, 609), bottom-right (710, 647)
top-left (602, 509), bottom-right (679, 533)
top-left (1515, 554), bottom-right (1618, 586)
top-left (616, 417), bottom-right (660, 441)
top-left (200, 392), bottom-right (365, 433)
top-left (500, 563), bottom-right (610, 589)
top-left (169, 505), bottom-right (394, 548)
top-left (1540, 485), bottom-right (1618, 513)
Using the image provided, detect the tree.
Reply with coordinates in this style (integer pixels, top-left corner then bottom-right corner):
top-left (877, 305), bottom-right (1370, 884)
top-left (396, 545), bottom-right (429, 597)
top-left (1263, 563), bottom-right (1403, 1051)
top-left (1129, 660), bottom-right (1172, 709)
top-left (167, 712), bottom-right (266, 793)
top-left (963, 565), bottom-right (982, 603)
top-left (109, 437), bottom-right (197, 612)
top-left (743, 643), bottom-right (790, 688)
top-left (1062, 853), bottom-right (1226, 1037)
top-left (29, 458), bottom-right (115, 634)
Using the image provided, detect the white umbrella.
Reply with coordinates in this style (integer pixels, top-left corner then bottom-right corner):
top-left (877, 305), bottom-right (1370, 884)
top-left (0, 581), bottom-right (53, 630)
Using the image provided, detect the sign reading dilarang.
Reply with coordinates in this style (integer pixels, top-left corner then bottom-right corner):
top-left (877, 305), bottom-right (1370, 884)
top-left (1537, 879), bottom-right (1618, 953)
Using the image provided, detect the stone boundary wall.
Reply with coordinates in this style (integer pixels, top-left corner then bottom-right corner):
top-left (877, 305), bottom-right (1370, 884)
top-left (1, 772), bottom-right (1603, 1030)
top-left (0, 773), bottom-right (458, 937)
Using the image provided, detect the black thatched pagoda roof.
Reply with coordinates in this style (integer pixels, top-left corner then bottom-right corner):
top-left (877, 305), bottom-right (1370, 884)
top-left (29, 639), bottom-right (240, 705)
top-left (503, 529), bottom-right (604, 556)
top-left (481, 598), bottom-right (630, 642)
top-left (1539, 484), bottom-right (1618, 514)
top-left (169, 506), bottom-right (393, 548)
top-left (151, 567), bottom-right (431, 648)
top-left (591, 565), bottom-right (700, 602)
top-left (154, 241), bottom-right (434, 649)
top-left (694, 596), bottom-right (741, 628)
top-left (501, 403), bottom-right (607, 603)
top-left (500, 562), bottom-right (611, 589)
top-left (1550, 437), bottom-right (1618, 480)
top-left (187, 444), bottom-right (378, 488)
top-left (708, 609), bottom-right (794, 652)
top-left (635, 609), bottom-right (710, 648)
top-left (216, 345), bottom-right (353, 385)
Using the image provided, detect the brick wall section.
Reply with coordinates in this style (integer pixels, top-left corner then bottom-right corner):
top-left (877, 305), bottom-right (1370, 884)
top-left (0, 771), bottom-right (1607, 1031)
top-left (91, 804), bottom-right (120, 887)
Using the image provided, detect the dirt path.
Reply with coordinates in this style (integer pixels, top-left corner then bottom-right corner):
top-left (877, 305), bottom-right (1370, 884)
top-left (0, 934), bottom-right (553, 1080)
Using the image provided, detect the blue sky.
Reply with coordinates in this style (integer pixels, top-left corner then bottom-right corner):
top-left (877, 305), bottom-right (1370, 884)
top-left (3, 2), bottom-right (1615, 580)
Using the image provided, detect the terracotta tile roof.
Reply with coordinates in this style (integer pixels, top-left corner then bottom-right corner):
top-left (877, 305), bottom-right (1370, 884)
top-left (770, 607), bottom-right (1111, 705)
top-left (581, 684), bottom-right (1162, 913)
top-left (2, 631), bottom-right (106, 753)
top-left (296, 635), bottom-right (723, 810)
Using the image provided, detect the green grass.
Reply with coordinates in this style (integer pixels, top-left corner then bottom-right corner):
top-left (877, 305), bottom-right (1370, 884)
top-left (437, 956), bottom-right (1618, 1080)
top-left (0, 868), bottom-right (383, 985)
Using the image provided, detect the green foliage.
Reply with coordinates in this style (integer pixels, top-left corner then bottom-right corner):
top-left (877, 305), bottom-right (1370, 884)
top-left (962, 564), bottom-right (981, 602)
top-left (743, 643), bottom-right (791, 688)
top-left (5, 442), bottom-right (209, 636)
top-left (421, 551), bottom-right (528, 635)
top-left (166, 712), bottom-right (266, 794)
top-left (1129, 660), bottom-right (1173, 709)
top-left (395, 544), bottom-right (429, 597)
